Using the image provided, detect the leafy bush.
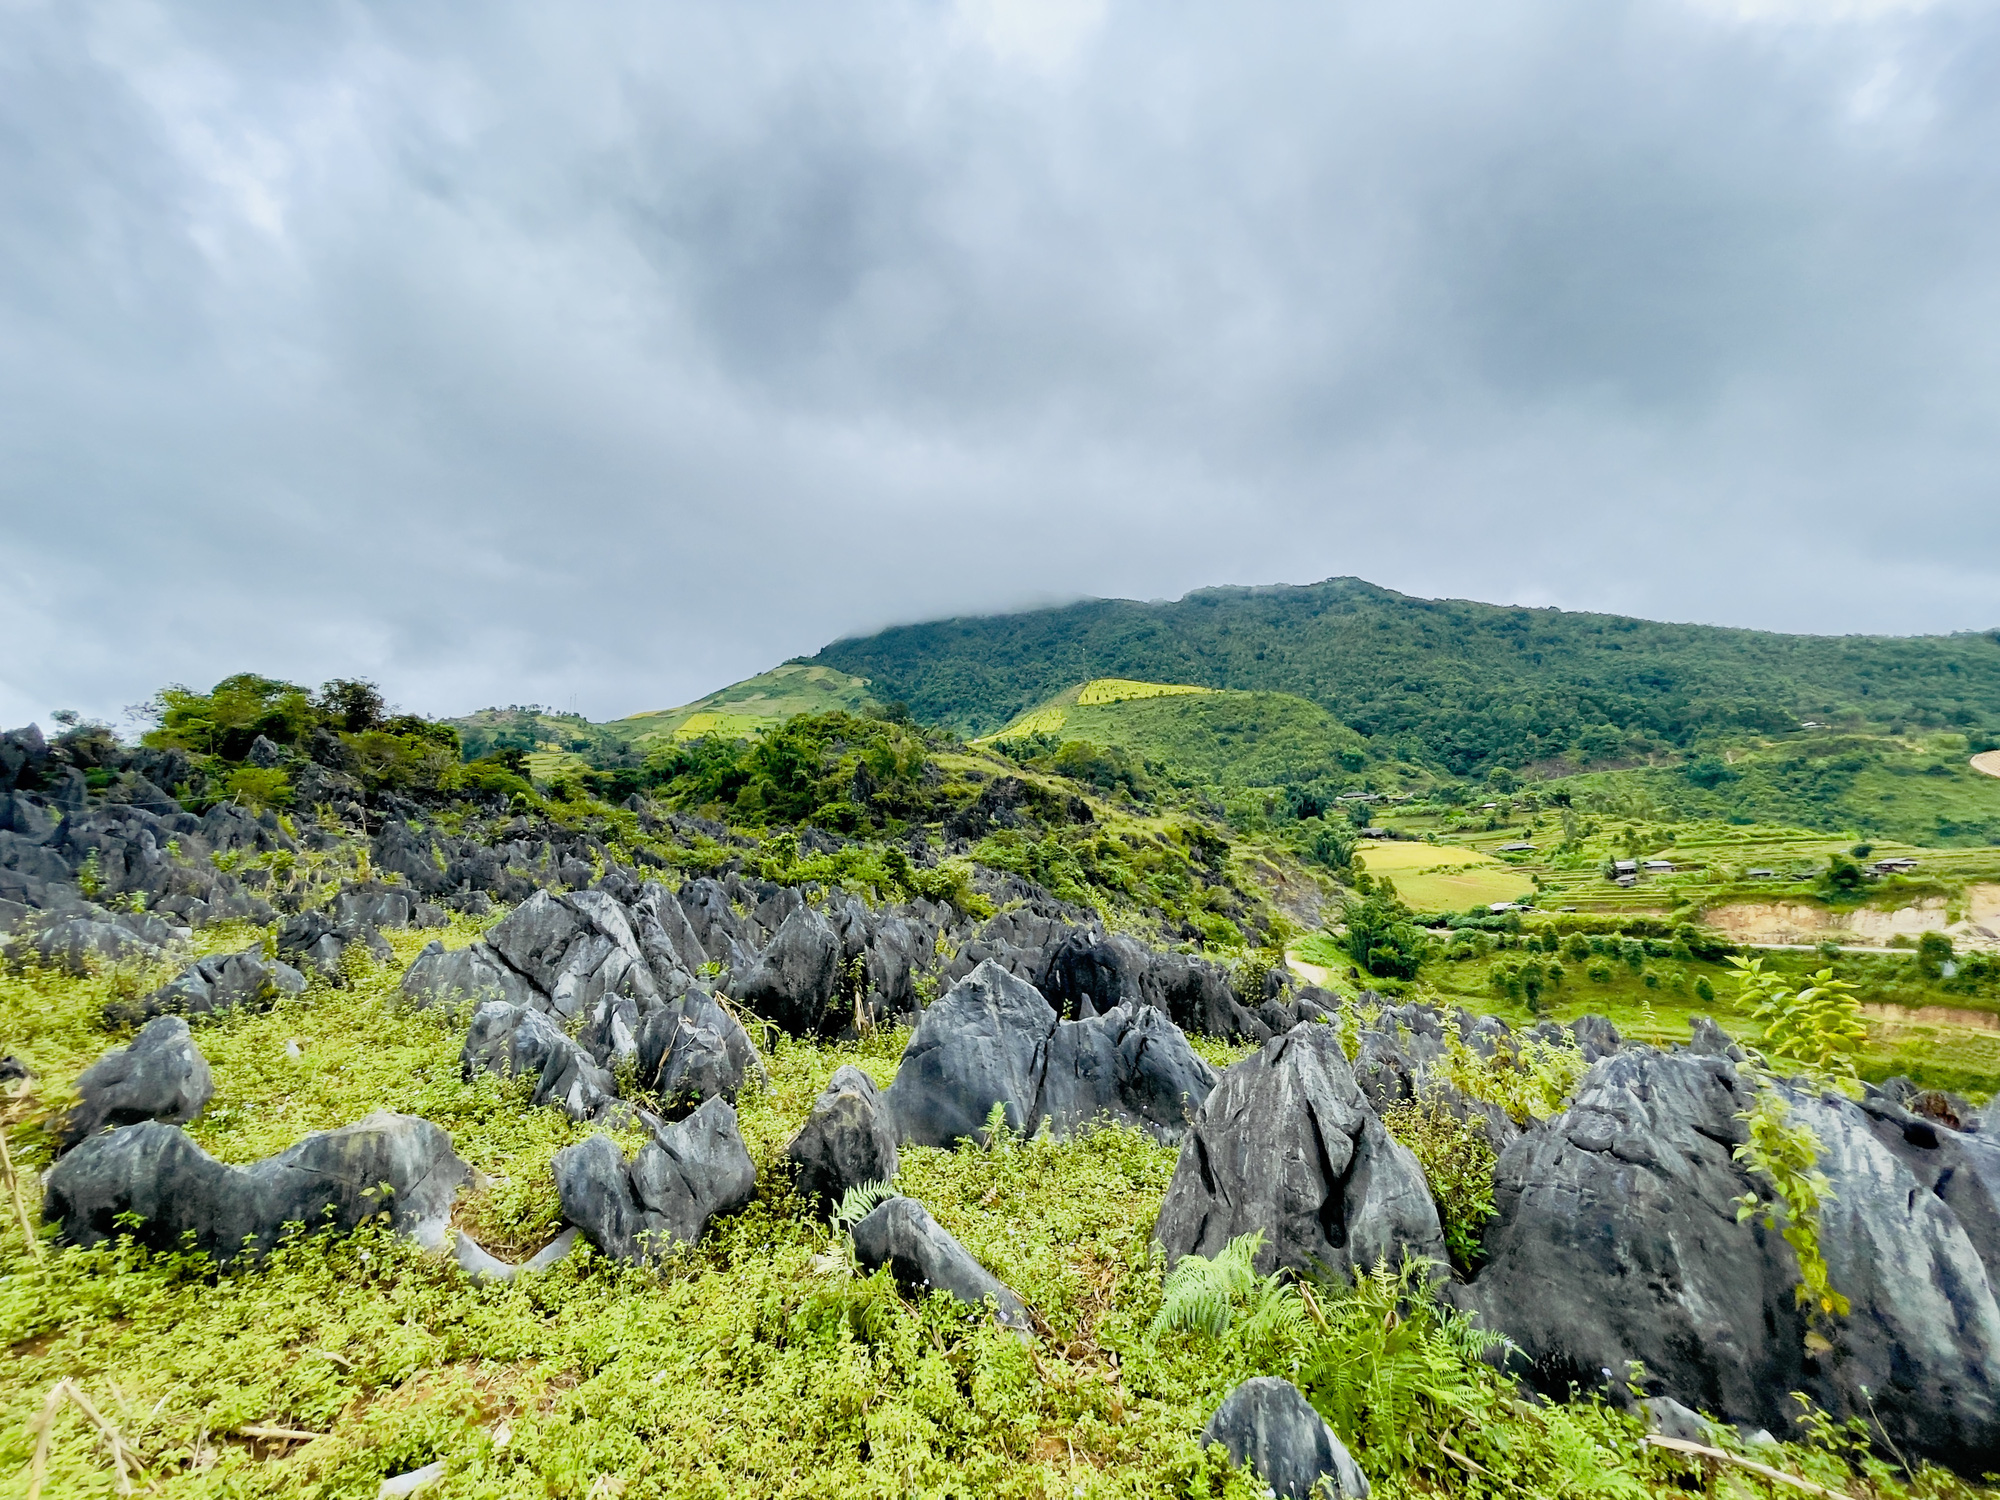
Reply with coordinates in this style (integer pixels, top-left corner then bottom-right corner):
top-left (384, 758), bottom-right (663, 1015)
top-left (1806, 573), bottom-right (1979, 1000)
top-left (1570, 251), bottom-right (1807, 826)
top-left (222, 766), bottom-right (293, 810)
top-left (1378, 1097), bottom-right (1497, 1270)
top-left (1342, 888), bottom-right (1428, 980)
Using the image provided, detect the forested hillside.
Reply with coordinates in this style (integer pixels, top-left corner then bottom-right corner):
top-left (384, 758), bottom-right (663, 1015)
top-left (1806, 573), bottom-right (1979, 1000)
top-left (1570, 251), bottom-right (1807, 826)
top-left (811, 578), bottom-right (2000, 776)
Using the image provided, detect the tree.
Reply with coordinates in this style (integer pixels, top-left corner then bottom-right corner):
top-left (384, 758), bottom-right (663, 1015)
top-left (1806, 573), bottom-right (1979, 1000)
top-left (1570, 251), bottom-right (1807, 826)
top-left (1818, 852), bottom-right (1869, 900)
top-left (316, 679), bottom-right (387, 733)
top-left (1341, 888), bottom-right (1428, 981)
top-left (1917, 930), bottom-right (1955, 977)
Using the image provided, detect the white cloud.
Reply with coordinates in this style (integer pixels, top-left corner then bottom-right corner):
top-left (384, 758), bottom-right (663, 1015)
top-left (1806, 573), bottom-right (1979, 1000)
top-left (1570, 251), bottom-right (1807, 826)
top-left (951, 0), bottom-right (1109, 75)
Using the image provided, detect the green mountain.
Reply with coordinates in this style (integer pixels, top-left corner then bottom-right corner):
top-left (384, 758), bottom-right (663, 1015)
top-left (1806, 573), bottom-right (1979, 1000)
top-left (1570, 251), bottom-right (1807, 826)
top-left (810, 577), bottom-right (2000, 777)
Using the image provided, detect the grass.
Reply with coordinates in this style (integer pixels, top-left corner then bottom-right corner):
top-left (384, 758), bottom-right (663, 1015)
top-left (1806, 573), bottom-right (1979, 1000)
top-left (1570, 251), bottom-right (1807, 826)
top-left (6, 918), bottom-right (2000, 1498)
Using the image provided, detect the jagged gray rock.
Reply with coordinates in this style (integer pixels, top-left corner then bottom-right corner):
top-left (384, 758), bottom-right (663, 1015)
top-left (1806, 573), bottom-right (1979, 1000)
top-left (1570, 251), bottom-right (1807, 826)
top-left (484, 889), bottom-right (657, 1020)
top-left (1201, 1377), bottom-right (1370, 1499)
top-left (849, 1195), bottom-right (1031, 1334)
top-left (111, 944), bottom-right (306, 1025)
top-left (884, 959), bottom-right (1215, 1148)
top-left (44, 1111), bottom-right (469, 1262)
top-left (732, 902), bottom-right (843, 1035)
top-left (553, 1097), bottom-right (756, 1264)
top-left (787, 1066), bottom-right (899, 1214)
top-left (13, 910), bottom-right (184, 975)
top-left (1153, 1022), bottom-right (1445, 1279)
top-left (400, 939), bottom-right (540, 1016)
top-left (1036, 1001), bottom-right (1217, 1144)
top-left (57, 1017), bottom-right (213, 1154)
top-left (635, 989), bottom-right (764, 1106)
top-left (888, 961), bottom-right (1052, 1145)
top-left (461, 1001), bottom-right (621, 1123)
top-left (1464, 1047), bottom-right (2000, 1471)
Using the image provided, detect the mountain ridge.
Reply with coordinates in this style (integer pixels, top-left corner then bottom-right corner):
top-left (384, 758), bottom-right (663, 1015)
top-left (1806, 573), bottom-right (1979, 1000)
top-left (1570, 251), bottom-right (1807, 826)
top-left (807, 575), bottom-right (2000, 775)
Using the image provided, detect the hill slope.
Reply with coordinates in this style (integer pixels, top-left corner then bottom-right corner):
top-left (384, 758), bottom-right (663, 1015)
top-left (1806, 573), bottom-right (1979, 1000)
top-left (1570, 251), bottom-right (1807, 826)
top-left (984, 678), bottom-right (1380, 790)
top-left (811, 578), bottom-right (2000, 775)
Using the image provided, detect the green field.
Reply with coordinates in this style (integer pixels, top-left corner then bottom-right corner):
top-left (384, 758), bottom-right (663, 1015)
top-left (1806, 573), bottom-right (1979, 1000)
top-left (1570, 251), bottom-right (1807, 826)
top-left (1351, 840), bottom-right (1532, 910)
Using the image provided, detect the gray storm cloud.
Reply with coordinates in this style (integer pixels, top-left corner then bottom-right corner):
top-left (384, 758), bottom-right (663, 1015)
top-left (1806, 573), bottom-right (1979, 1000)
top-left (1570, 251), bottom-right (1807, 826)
top-left (1, 0), bottom-right (1995, 726)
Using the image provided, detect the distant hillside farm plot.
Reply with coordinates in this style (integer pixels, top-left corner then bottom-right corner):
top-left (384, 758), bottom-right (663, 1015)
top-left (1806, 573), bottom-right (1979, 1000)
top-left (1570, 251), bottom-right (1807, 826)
top-left (1355, 840), bottom-right (1534, 910)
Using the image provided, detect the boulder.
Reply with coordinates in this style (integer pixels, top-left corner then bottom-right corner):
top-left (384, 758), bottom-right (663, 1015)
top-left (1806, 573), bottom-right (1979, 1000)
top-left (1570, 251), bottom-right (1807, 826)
top-left (732, 903), bottom-right (843, 1035)
top-left (44, 1111), bottom-right (469, 1262)
top-left (787, 1066), bottom-right (899, 1214)
top-left (885, 959), bottom-right (1217, 1148)
top-left (461, 1002), bottom-right (621, 1123)
top-left (112, 944), bottom-right (306, 1025)
top-left (1153, 1023), bottom-right (1445, 1280)
top-left (887, 960), bottom-right (1054, 1145)
top-left (278, 909), bottom-right (393, 978)
top-left (1463, 1048), bottom-right (1804, 1424)
top-left (1785, 1086), bottom-right (2000, 1468)
top-left (372, 821), bottom-right (453, 896)
top-left (1463, 1048), bottom-right (2000, 1470)
top-left (400, 940), bottom-right (540, 1016)
top-left (57, 1017), bottom-right (213, 1154)
top-left (849, 1195), bottom-right (1031, 1335)
top-left (635, 990), bottom-right (764, 1106)
top-left (14, 911), bottom-right (181, 975)
top-left (1201, 1377), bottom-right (1370, 1499)
top-left (1036, 1001), bottom-right (1217, 1145)
top-left (484, 889), bottom-right (656, 1020)
top-left (553, 1097), bottom-right (756, 1264)
top-left (630, 881), bottom-right (707, 986)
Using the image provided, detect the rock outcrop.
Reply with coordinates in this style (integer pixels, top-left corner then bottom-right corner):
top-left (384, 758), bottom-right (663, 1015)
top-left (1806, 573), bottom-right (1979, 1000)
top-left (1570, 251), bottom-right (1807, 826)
top-left (787, 1066), bottom-right (899, 1214)
top-left (553, 1097), bottom-right (756, 1264)
top-left (885, 959), bottom-right (1216, 1148)
top-left (57, 1017), bottom-right (213, 1154)
top-left (1463, 1046), bottom-right (2000, 1470)
top-left (110, 944), bottom-right (307, 1026)
top-left (1201, 1377), bottom-right (1370, 1500)
top-left (461, 1001), bottom-right (622, 1124)
top-left (849, 1195), bottom-right (1032, 1335)
top-left (43, 1111), bottom-right (469, 1262)
top-left (1153, 1022), bottom-right (1444, 1279)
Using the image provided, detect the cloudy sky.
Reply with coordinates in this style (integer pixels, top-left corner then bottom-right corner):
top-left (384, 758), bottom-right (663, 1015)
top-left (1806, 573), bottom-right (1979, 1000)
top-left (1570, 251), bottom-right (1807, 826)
top-left (2, 0), bottom-right (1996, 727)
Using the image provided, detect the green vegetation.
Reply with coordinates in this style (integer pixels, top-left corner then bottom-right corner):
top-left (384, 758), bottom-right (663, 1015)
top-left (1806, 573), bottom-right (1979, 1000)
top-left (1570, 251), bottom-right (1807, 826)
top-left (1560, 731), bottom-right (2000, 847)
top-left (454, 665), bottom-right (880, 777)
top-left (1350, 840), bottom-right (1532, 911)
top-left (140, 675), bottom-right (472, 806)
top-left (812, 576), bottom-right (2000, 774)
top-left (1722, 958), bottom-right (1868, 1330)
top-left (985, 682), bottom-right (1377, 791)
top-left (20, 931), bottom-right (1979, 1500)
top-left (1409, 925), bottom-right (2000, 1097)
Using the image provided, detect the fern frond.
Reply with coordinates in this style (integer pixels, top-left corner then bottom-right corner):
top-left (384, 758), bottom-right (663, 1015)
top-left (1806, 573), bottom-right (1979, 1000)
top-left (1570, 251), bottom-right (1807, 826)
top-left (831, 1179), bottom-right (896, 1236)
top-left (1150, 1231), bottom-right (1269, 1339)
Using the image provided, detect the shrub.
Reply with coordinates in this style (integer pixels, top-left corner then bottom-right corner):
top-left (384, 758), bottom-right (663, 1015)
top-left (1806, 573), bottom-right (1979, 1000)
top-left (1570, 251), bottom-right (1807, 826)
top-left (1378, 1096), bottom-right (1497, 1270)
top-left (223, 766), bottom-right (293, 810)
